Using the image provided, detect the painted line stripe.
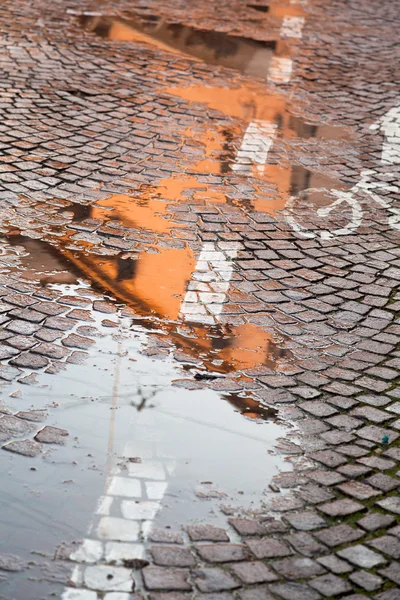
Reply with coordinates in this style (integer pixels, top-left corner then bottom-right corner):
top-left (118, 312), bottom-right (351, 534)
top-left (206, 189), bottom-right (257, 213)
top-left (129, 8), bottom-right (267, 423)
top-left (280, 15), bottom-right (305, 38)
top-left (179, 241), bottom-right (242, 325)
top-left (232, 120), bottom-right (278, 175)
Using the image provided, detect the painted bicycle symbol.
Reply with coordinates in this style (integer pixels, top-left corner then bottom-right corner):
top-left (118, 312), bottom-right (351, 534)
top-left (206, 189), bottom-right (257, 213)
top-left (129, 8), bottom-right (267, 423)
top-left (284, 106), bottom-right (400, 239)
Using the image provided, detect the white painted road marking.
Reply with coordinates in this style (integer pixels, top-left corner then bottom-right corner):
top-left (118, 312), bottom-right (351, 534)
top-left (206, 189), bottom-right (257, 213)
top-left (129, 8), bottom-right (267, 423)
top-left (280, 16), bottom-right (305, 38)
top-left (285, 106), bottom-right (400, 238)
top-left (179, 241), bottom-right (242, 325)
top-left (232, 120), bottom-right (278, 174)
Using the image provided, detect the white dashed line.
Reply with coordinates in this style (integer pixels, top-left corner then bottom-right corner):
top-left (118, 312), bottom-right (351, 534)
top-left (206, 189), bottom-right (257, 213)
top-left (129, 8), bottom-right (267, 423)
top-left (179, 242), bottom-right (242, 325)
top-left (267, 56), bottom-right (293, 84)
top-left (280, 15), bottom-right (305, 38)
top-left (232, 120), bottom-right (278, 175)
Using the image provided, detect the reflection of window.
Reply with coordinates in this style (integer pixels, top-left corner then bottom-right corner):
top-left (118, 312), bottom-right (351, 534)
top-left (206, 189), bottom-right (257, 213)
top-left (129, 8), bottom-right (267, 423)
top-left (117, 257), bottom-right (137, 281)
top-left (211, 333), bottom-right (233, 351)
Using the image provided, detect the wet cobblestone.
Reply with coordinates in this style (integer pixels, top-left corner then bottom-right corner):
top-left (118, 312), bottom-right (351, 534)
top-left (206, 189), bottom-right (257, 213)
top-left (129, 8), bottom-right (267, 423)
top-left (0, 0), bottom-right (399, 597)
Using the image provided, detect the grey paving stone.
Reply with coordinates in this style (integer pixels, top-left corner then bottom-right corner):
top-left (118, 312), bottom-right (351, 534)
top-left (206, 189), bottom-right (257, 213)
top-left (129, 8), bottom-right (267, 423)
top-left (186, 525), bottom-right (229, 542)
top-left (309, 573), bottom-right (352, 596)
top-left (231, 561), bottom-right (278, 584)
top-left (192, 568), bottom-right (239, 592)
top-left (284, 532), bottom-right (327, 557)
top-left (368, 536), bottom-right (400, 560)
top-left (305, 469), bottom-right (346, 486)
top-left (376, 497), bottom-right (400, 515)
top-left (246, 537), bottom-right (292, 559)
top-left (318, 498), bottom-right (364, 517)
top-left (150, 546), bottom-right (196, 567)
top-left (271, 556), bottom-right (326, 579)
top-left (195, 544), bottom-right (247, 563)
top-left (378, 562), bottom-right (400, 585)
top-left (228, 518), bottom-right (268, 537)
top-left (143, 567), bottom-right (192, 591)
top-left (349, 570), bottom-right (383, 592)
top-left (367, 473), bottom-right (400, 492)
top-left (356, 425), bottom-right (399, 444)
top-left (283, 511), bottom-right (326, 531)
top-left (337, 544), bottom-right (386, 568)
top-left (309, 449), bottom-right (348, 467)
top-left (2, 439), bottom-right (42, 457)
top-left (358, 513), bottom-right (396, 532)
top-left (0, 415), bottom-right (35, 438)
top-left (336, 480), bottom-right (380, 500)
top-left (34, 425), bottom-right (69, 445)
top-left (10, 352), bottom-right (49, 369)
top-left (268, 582), bottom-right (321, 600)
top-left (315, 525), bottom-right (364, 548)
top-left (238, 588), bottom-right (275, 600)
top-left (316, 554), bottom-right (353, 574)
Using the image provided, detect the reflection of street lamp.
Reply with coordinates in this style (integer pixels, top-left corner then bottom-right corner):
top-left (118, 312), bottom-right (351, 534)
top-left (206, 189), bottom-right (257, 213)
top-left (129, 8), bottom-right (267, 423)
top-left (130, 385), bottom-right (158, 411)
top-left (106, 343), bottom-right (121, 472)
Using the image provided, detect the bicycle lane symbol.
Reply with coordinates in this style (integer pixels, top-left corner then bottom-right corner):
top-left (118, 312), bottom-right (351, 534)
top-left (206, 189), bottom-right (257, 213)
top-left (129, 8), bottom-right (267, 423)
top-left (284, 106), bottom-right (400, 239)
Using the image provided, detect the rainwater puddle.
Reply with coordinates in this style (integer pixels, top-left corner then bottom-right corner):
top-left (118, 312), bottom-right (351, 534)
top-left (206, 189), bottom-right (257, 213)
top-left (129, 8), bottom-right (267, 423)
top-left (0, 237), bottom-right (291, 599)
top-left (78, 14), bottom-right (282, 79)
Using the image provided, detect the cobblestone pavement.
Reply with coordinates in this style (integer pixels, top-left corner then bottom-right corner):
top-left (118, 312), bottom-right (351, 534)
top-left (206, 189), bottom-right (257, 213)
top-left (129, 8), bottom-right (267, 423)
top-left (0, 0), bottom-right (400, 598)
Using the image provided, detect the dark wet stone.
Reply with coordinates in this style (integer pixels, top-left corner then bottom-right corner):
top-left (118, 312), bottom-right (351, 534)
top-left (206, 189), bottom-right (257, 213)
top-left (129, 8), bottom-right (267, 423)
top-left (195, 544), bottom-right (247, 563)
top-left (271, 556), bottom-right (326, 579)
top-left (349, 570), bottom-right (383, 591)
top-left (358, 513), bottom-right (396, 532)
top-left (148, 529), bottom-right (184, 544)
top-left (10, 352), bottom-right (49, 369)
top-left (284, 532), bottom-right (327, 557)
top-left (35, 328), bottom-right (63, 342)
top-left (283, 511), bottom-right (326, 531)
top-left (0, 554), bottom-right (25, 571)
top-left (35, 425), bottom-right (69, 445)
top-left (186, 525), bottom-right (228, 542)
top-left (192, 568), bottom-right (239, 592)
top-left (368, 536), bottom-right (400, 560)
top-left (367, 473), bottom-right (400, 492)
top-left (269, 582), bottom-right (321, 600)
top-left (337, 545), bottom-right (386, 568)
top-left (228, 518), bottom-right (268, 537)
top-left (4, 293), bottom-right (37, 308)
top-left (319, 498), bottom-right (364, 517)
top-left (67, 308), bottom-right (94, 322)
top-left (3, 439), bottom-right (42, 457)
top-left (14, 410), bottom-right (47, 422)
top-left (0, 415), bottom-right (35, 437)
top-left (66, 351), bottom-right (88, 364)
top-left (150, 546), bottom-right (195, 567)
top-left (7, 335), bottom-right (38, 350)
top-left (231, 561), bottom-right (278, 584)
top-left (309, 573), bottom-right (352, 596)
top-left (143, 567), bottom-right (192, 591)
top-left (93, 300), bottom-right (117, 313)
top-left (246, 537), bottom-right (292, 559)
top-left (238, 587), bottom-right (275, 600)
top-left (336, 480), bottom-right (380, 500)
top-left (62, 333), bottom-right (94, 349)
top-left (8, 308), bottom-right (46, 324)
top-left (6, 320), bottom-right (40, 335)
top-left (306, 469), bottom-right (345, 486)
top-left (0, 344), bottom-right (20, 360)
top-left (316, 555), bottom-right (353, 574)
top-left (31, 342), bottom-right (69, 359)
top-left (376, 497), bottom-right (400, 515)
top-left (45, 316), bottom-right (76, 331)
top-left (315, 524), bottom-right (364, 548)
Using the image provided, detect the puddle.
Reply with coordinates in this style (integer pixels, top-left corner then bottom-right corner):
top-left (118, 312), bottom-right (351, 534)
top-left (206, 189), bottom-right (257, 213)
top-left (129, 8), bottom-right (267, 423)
top-left (78, 14), bottom-right (283, 79)
top-left (0, 237), bottom-right (290, 599)
top-left (165, 83), bottom-right (351, 141)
